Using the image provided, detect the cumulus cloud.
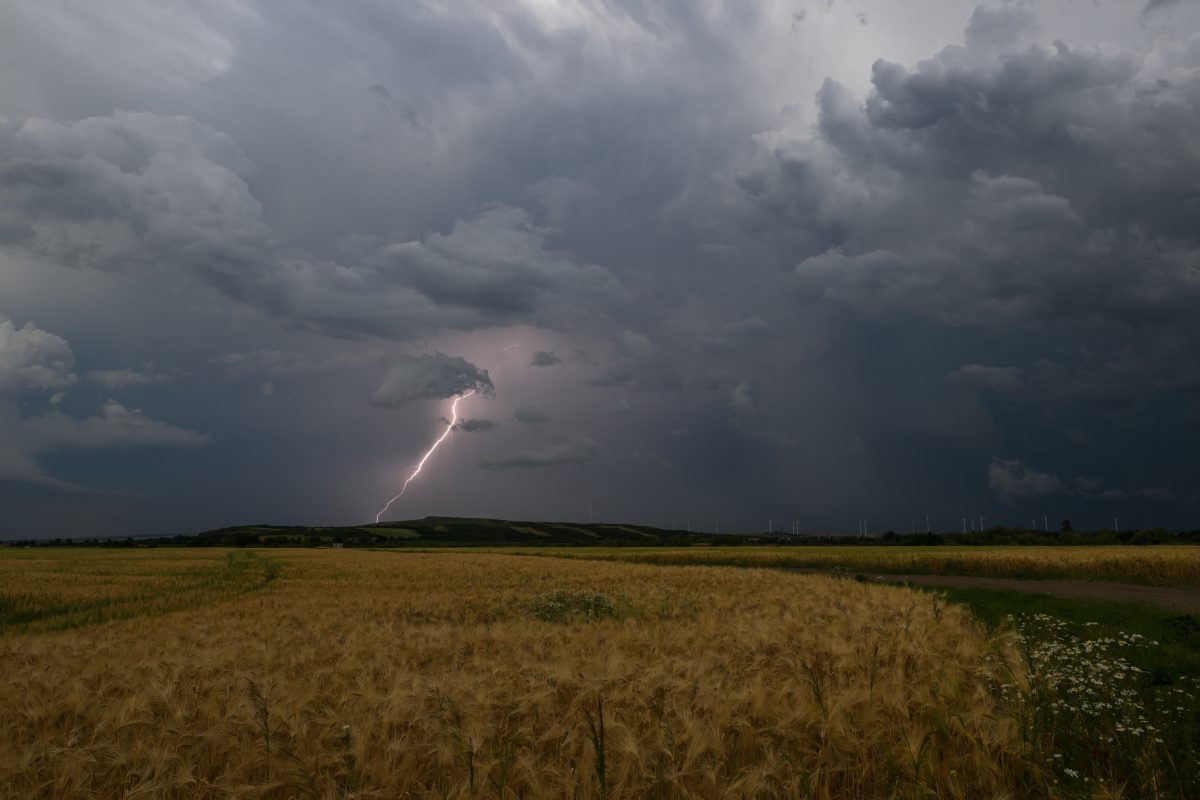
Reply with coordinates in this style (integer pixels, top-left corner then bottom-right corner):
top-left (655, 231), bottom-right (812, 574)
top-left (23, 400), bottom-right (210, 449)
top-left (727, 381), bottom-right (755, 416)
top-left (0, 314), bottom-right (76, 392)
top-left (513, 405), bottom-right (551, 425)
top-left (0, 112), bottom-right (259, 274)
top-left (988, 458), bottom-right (1067, 500)
top-left (370, 352), bottom-right (493, 408)
top-left (479, 437), bottom-right (601, 471)
top-left (530, 350), bottom-right (562, 367)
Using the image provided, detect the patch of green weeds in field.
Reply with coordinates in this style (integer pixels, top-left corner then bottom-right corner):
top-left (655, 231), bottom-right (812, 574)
top-left (529, 590), bottom-right (626, 622)
top-left (0, 550), bottom-right (282, 635)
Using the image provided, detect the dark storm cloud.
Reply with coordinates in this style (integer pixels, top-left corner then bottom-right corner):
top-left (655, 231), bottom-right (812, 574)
top-left (355, 205), bottom-right (624, 319)
top-left (370, 352), bottom-right (493, 408)
top-left (529, 350), bottom-right (562, 367)
top-left (479, 437), bottom-right (601, 471)
top-left (0, 114), bottom-right (627, 339)
top-left (4, 1), bottom-right (1200, 536)
top-left (512, 406), bottom-right (551, 425)
top-left (757, 44), bottom-right (1200, 330)
top-left (703, 2), bottom-right (1200, 527)
top-left (701, 315), bottom-right (777, 353)
top-left (947, 364), bottom-right (1023, 392)
top-left (456, 417), bottom-right (496, 433)
top-left (737, 10), bottom-right (1200, 363)
top-left (988, 458), bottom-right (1067, 500)
top-left (588, 330), bottom-right (686, 393)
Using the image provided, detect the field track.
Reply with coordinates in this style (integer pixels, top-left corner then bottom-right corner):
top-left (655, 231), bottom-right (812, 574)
top-left (793, 570), bottom-right (1200, 613)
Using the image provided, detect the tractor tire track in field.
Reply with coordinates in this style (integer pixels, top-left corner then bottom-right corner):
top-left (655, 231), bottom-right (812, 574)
top-left (790, 570), bottom-right (1200, 613)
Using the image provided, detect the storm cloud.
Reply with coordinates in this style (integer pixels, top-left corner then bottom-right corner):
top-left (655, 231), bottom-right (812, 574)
top-left (479, 437), bottom-right (602, 471)
top-left (2, 1), bottom-right (1199, 536)
top-left (370, 353), bottom-right (493, 408)
top-left (988, 458), bottom-right (1067, 501)
top-left (513, 406), bottom-right (551, 425)
top-left (530, 350), bottom-right (562, 367)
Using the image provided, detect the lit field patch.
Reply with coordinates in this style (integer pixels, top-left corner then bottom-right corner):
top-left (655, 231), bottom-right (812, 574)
top-left (521, 545), bottom-right (1200, 589)
top-left (0, 549), bottom-right (1028, 798)
top-left (0, 548), bottom-right (280, 634)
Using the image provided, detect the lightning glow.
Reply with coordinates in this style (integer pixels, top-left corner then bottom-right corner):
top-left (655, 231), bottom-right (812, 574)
top-left (373, 389), bottom-right (475, 523)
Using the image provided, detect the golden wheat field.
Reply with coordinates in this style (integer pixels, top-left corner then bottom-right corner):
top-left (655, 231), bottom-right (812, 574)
top-left (0, 548), bottom-right (1034, 799)
top-left (523, 545), bottom-right (1200, 588)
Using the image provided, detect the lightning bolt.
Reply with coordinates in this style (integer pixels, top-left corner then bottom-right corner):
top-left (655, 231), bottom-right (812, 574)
top-left (372, 389), bottom-right (475, 524)
top-left (369, 344), bottom-right (522, 524)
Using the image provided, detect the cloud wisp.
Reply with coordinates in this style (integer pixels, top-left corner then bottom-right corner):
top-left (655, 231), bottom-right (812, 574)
top-left (479, 438), bottom-right (602, 472)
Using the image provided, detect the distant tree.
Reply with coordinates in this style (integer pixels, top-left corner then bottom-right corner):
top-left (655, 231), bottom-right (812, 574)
top-left (1131, 528), bottom-right (1169, 546)
top-left (1061, 519), bottom-right (1073, 533)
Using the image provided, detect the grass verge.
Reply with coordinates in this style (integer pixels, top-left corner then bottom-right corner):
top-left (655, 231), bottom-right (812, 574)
top-left (929, 586), bottom-right (1200, 798)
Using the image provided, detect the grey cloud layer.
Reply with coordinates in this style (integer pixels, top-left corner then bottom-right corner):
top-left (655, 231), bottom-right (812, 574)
top-left (22, 401), bottom-right (210, 451)
top-left (479, 437), bottom-right (602, 471)
top-left (0, 113), bottom-right (627, 339)
top-left (512, 405), bottom-right (551, 425)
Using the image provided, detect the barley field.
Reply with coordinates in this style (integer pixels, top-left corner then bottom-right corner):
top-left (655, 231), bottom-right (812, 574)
top-left (522, 545), bottom-right (1200, 588)
top-left (0, 548), bottom-right (1033, 799)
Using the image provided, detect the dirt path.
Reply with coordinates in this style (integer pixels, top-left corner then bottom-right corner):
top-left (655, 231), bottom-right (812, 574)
top-left (813, 572), bottom-right (1200, 614)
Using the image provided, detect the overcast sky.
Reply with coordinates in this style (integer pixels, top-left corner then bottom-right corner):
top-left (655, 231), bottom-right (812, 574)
top-left (2, 0), bottom-right (1199, 538)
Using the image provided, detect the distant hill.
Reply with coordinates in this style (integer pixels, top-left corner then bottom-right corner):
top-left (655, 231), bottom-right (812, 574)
top-left (185, 516), bottom-right (776, 548)
top-left (7, 517), bottom-right (1195, 548)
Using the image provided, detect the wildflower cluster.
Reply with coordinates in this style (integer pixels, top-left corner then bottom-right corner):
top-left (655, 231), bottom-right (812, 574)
top-left (528, 590), bottom-right (626, 622)
top-left (986, 612), bottom-right (1200, 798)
